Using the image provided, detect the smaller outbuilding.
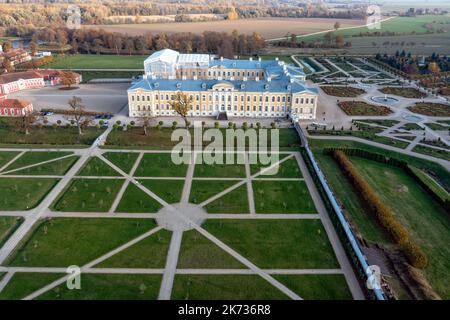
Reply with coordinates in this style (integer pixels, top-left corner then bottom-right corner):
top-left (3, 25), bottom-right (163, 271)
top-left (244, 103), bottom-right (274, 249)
top-left (0, 98), bottom-right (33, 117)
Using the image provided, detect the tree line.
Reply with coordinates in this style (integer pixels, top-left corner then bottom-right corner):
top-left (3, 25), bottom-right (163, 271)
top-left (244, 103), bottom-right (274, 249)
top-left (31, 28), bottom-right (266, 57)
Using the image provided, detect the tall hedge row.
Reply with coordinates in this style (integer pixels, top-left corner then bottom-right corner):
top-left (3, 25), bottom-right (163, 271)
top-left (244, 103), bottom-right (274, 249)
top-left (332, 149), bottom-right (428, 269)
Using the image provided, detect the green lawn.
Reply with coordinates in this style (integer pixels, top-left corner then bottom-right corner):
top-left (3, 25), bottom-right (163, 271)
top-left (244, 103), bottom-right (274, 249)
top-left (0, 217), bottom-right (23, 246)
top-left (250, 155), bottom-right (303, 178)
top-left (77, 157), bottom-right (120, 176)
top-left (0, 178), bottom-right (59, 210)
top-left (45, 54), bottom-right (147, 70)
top-left (275, 275), bottom-right (352, 300)
top-left (203, 220), bottom-right (339, 269)
top-left (0, 121), bottom-right (104, 147)
top-left (313, 152), bottom-right (389, 244)
top-left (134, 153), bottom-right (188, 177)
top-left (140, 179), bottom-right (184, 204)
top-left (38, 274), bottom-right (162, 300)
top-left (95, 229), bottom-right (171, 268)
top-left (8, 218), bottom-right (157, 267)
top-left (409, 166), bottom-right (450, 202)
top-left (194, 157), bottom-right (246, 178)
top-left (412, 144), bottom-right (450, 161)
top-left (0, 152), bottom-right (19, 169)
top-left (115, 183), bottom-right (162, 213)
top-left (103, 152), bottom-right (139, 174)
top-left (177, 230), bottom-right (244, 269)
top-left (4, 152), bottom-right (72, 171)
top-left (172, 275), bottom-right (288, 300)
top-left (253, 180), bottom-right (317, 213)
top-left (189, 180), bottom-right (239, 205)
top-left (5, 156), bottom-right (79, 176)
top-left (349, 156), bottom-right (450, 299)
top-left (51, 178), bottom-right (124, 212)
top-left (0, 273), bottom-right (64, 300)
top-left (308, 139), bottom-right (450, 190)
top-left (205, 184), bottom-right (249, 213)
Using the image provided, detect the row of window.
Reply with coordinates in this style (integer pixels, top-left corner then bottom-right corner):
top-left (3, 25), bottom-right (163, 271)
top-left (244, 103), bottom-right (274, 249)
top-left (131, 94), bottom-right (314, 105)
top-left (133, 104), bottom-right (313, 114)
top-left (180, 69), bottom-right (265, 78)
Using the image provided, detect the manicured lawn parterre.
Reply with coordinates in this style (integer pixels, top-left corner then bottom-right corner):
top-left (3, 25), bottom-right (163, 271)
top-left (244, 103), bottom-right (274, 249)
top-left (0, 178), bottom-right (59, 210)
top-left (51, 178), bottom-right (124, 212)
top-left (189, 180), bottom-right (238, 205)
top-left (321, 86), bottom-right (365, 97)
top-left (379, 87), bottom-right (426, 98)
top-left (408, 102), bottom-right (450, 117)
top-left (5, 156), bottom-right (79, 176)
top-left (77, 156), bottom-right (120, 176)
top-left (0, 217), bottom-right (23, 246)
top-left (203, 219), bottom-right (339, 269)
top-left (0, 273), bottom-right (64, 300)
top-left (425, 122), bottom-right (449, 131)
top-left (413, 144), bottom-right (450, 161)
top-left (95, 229), bottom-right (172, 268)
top-left (250, 155), bottom-right (302, 178)
top-left (194, 155), bottom-right (246, 178)
top-left (4, 152), bottom-right (72, 171)
top-left (275, 275), bottom-right (352, 300)
top-left (177, 230), bottom-right (244, 269)
top-left (38, 274), bottom-right (162, 300)
top-left (338, 101), bottom-right (392, 116)
top-left (172, 275), bottom-right (288, 300)
top-left (205, 184), bottom-right (249, 213)
top-left (134, 153), bottom-right (188, 177)
top-left (8, 218), bottom-right (157, 267)
top-left (103, 152), bottom-right (140, 174)
top-left (0, 152), bottom-right (19, 169)
top-left (253, 180), bottom-right (317, 213)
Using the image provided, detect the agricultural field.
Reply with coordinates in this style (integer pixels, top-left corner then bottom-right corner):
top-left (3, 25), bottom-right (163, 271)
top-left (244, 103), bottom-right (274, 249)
top-left (310, 139), bottom-right (450, 299)
top-left (85, 17), bottom-right (365, 39)
top-left (0, 146), bottom-right (357, 300)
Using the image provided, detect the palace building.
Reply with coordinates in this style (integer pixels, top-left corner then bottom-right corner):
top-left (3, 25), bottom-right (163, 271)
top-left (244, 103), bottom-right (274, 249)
top-left (127, 49), bottom-right (318, 120)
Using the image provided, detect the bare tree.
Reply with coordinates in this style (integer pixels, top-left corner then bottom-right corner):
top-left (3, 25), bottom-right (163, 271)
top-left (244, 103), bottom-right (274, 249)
top-left (138, 116), bottom-right (152, 136)
top-left (16, 111), bottom-right (37, 135)
top-left (169, 92), bottom-right (193, 128)
top-left (67, 96), bottom-right (91, 135)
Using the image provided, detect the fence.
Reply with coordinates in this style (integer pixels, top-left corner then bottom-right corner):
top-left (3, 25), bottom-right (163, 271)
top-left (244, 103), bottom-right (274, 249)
top-left (294, 123), bottom-right (386, 300)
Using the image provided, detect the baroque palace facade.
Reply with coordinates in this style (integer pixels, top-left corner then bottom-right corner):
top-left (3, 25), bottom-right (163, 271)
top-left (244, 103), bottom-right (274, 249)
top-left (127, 49), bottom-right (318, 121)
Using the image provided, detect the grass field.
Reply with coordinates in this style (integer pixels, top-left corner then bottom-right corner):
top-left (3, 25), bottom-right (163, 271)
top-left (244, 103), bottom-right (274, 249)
top-left (253, 180), bottom-right (317, 213)
top-left (349, 156), bottom-right (450, 299)
top-left (134, 153), bottom-right (188, 177)
top-left (45, 54), bottom-right (146, 70)
top-left (0, 152), bottom-right (19, 168)
top-left (298, 15), bottom-right (450, 42)
top-left (115, 183), bottom-right (162, 213)
top-left (0, 273), bottom-right (64, 300)
top-left (39, 274), bottom-right (162, 300)
top-left (77, 156), bottom-right (121, 176)
top-left (103, 152), bottom-right (139, 174)
top-left (5, 156), bottom-right (79, 176)
top-left (412, 144), bottom-right (450, 161)
top-left (3, 152), bottom-right (72, 171)
top-left (8, 218), bottom-right (156, 267)
top-left (0, 178), bottom-right (59, 211)
top-left (203, 219), bottom-right (339, 269)
top-left (51, 178), bottom-right (124, 212)
top-left (0, 217), bottom-right (23, 247)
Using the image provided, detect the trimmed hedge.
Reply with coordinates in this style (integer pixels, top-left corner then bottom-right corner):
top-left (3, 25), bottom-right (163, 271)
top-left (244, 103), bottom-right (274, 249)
top-left (331, 149), bottom-right (428, 269)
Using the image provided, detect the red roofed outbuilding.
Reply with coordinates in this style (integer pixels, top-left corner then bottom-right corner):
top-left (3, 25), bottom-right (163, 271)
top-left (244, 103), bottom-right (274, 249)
top-left (0, 99), bottom-right (33, 117)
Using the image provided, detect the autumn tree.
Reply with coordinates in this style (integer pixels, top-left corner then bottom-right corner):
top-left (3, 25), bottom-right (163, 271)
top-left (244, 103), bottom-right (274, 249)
top-left (29, 41), bottom-right (38, 56)
top-left (67, 96), bottom-right (91, 135)
top-left (2, 41), bottom-right (12, 52)
top-left (60, 71), bottom-right (78, 89)
top-left (334, 21), bottom-right (341, 30)
top-left (2, 58), bottom-right (13, 73)
top-left (169, 92), bottom-right (193, 128)
top-left (428, 62), bottom-right (440, 74)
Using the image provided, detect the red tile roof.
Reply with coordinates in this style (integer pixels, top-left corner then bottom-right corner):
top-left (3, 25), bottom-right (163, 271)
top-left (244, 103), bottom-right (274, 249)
top-left (0, 98), bottom-right (32, 109)
top-left (0, 70), bottom-right (43, 84)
